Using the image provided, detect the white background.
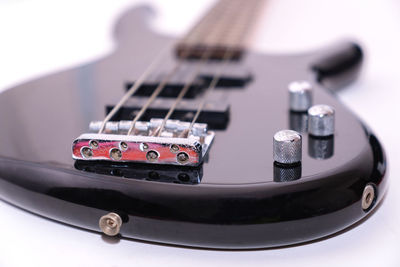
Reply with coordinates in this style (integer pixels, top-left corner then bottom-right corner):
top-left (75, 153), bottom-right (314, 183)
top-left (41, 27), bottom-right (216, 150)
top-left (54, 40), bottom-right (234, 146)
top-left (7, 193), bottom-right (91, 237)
top-left (0, 0), bottom-right (399, 266)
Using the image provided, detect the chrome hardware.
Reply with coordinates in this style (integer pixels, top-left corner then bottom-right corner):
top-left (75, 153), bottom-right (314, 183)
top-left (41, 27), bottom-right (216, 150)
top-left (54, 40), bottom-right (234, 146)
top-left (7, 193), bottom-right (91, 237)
top-left (308, 104), bottom-right (335, 136)
top-left (109, 148), bottom-right (122, 161)
top-left (288, 81), bottom-right (313, 112)
top-left (273, 130), bottom-right (302, 164)
top-left (362, 184), bottom-right (376, 211)
top-left (80, 147), bottom-right (93, 159)
top-left (99, 212), bottom-right (122, 236)
top-left (73, 119), bottom-right (214, 166)
top-left (146, 150), bottom-right (159, 162)
top-left (89, 119), bottom-right (208, 137)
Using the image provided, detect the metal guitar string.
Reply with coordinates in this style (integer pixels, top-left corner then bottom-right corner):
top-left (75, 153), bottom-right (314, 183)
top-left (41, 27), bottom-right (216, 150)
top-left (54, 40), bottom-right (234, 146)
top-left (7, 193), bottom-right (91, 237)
top-left (154, 50), bottom-right (212, 137)
top-left (186, 1), bottom-right (261, 135)
top-left (97, 0), bottom-right (227, 134)
top-left (126, 1), bottom-right (237, 136)
top-left (187, 50), bottom-right (233, 134)
top-left (97, 46), bottom-right (170, 134)
top-left (125, 60), bottom-right (184, 135)
top-left (158, 0), bottom-right (257, 137)
top-left (99, 0), bottom-right (254, 136)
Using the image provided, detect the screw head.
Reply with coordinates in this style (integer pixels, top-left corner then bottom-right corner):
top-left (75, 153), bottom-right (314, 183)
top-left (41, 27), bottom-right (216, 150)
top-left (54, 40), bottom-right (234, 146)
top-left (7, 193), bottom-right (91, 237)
top-left (362, 184), bottom-right (376, 211)
top-left (146, 150), bottom-right (159, 162)
top-left (308, 104), bottom-right (335, 137)
top-left (119, 141), bottom-right (128, 151)
top-left (109, 148), bottom-right (122, 161)
top-left (80, 146), bottom-right (93, 159)
top-left (288, 81), bottom-right (313, 112)
top-left (170, 144), bottom-right (180, 153)
top-left (99, 212), bottom-right (122, 236)
top-left (273, 130), bottom-right (302, 164)
top-left (89, 140), bottom-right (99, 149)
top-left (176, 152), bottom-right (189, 164)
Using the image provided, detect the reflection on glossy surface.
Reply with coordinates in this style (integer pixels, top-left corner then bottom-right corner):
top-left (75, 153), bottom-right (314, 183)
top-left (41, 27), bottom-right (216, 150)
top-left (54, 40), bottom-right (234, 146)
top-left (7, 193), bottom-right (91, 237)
top-left (74, 160), bottom-right (203, 185)
top-left (289, 111), bottom-right (308, 133)
top-left (273, 162), bottom-right (302, 182)
top-left (308, 135), bottom-right (334, 159)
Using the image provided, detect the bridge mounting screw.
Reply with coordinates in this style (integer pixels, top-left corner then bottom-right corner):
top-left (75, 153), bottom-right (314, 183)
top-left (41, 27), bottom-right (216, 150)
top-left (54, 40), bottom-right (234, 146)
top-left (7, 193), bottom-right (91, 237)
top-left (89, 140), bottom-right (99, 149)
top-left (109, 148), bottom-right (122, 160)
top-left (99, 212), bottom-right (122, 236)
top-left (288, 81), bottom-right (313, 112)
top-left (273, 130), bottom-right (302, 164)
top-left (80, 146), bottom-right (93, 159)
top-left (119, 141), bottom-right (128, 151)
top-left (308, 104), bottom-right (335, 137)
top-left (146, 150), bottom-right (159, 162)
top-left (170, 144), bottom-right (180, 153)
top-left (177, 152), bottom-right (189, 164)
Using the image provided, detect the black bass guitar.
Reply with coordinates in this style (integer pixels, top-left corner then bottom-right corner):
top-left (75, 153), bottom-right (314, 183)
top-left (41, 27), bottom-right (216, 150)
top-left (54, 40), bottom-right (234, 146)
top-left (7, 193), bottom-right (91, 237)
top-left (0, 0), bottom-right (387, 249)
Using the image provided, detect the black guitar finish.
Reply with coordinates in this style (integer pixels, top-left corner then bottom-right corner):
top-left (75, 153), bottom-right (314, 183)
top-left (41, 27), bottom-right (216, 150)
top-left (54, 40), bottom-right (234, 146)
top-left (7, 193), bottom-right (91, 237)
top-left (0, 7), bottom-right (387, 249)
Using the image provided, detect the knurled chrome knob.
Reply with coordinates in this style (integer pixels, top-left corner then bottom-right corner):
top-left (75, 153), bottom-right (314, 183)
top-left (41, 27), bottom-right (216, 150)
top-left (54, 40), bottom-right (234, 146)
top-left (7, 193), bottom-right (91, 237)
top-left (288, 81), bottom-right (313, 112)
top-left (273, 130), bottom-right (302, 164)
top-left (308, 104), bottom-right (335, 136)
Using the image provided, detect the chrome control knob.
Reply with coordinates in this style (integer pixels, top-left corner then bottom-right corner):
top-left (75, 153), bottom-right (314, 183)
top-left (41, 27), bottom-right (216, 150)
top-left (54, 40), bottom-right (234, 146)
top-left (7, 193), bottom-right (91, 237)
top-left (273, 130), bottom-right (302, 164)
top-left (288, 81), bottom-right (313, 112)
top-left (308, 104), bottom-right (335, 136)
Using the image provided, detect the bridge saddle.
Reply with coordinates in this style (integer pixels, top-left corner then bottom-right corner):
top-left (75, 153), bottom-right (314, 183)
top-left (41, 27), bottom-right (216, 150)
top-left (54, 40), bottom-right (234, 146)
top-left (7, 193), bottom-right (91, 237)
top-left (72, 119), bottom-right (215, 166)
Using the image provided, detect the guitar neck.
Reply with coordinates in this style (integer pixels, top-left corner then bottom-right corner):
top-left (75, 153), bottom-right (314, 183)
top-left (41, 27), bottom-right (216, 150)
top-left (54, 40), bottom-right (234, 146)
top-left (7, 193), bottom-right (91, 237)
top-left (176, 0), bottom-right (265, 60)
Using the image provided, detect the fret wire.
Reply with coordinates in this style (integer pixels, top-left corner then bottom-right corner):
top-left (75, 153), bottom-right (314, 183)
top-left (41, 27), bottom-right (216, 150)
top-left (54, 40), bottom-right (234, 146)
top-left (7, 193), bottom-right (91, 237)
top-left (154, 0), bottom-right (254, 136)
top-left (185, 0), bottom-right (241, 45)
top-left (184, 0), bottom-right (237, 48)
top-left (219, 0), bottom-right (262, 47)
top-left (158, 0), bottom-right (257, 136)
top-left (187, 1), bottom-right (237, 47)
top-left (183, 0), bottom-right (260, 49)
top-left (100, 0), bottom-right (229, 135)
top-left (126, 0), bottom-right (236, 136)
top-left (99, 0), bottom-right (264, 136)
top-left (182, 0), bottom-right (227, 45)
top-left (187, 0), bottom-right (260, 134)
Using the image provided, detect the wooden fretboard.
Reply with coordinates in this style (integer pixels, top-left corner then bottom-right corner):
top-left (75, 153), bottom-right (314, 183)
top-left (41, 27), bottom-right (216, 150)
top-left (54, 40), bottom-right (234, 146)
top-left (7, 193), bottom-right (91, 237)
top-left (176, 0), bottom-right (265, 60)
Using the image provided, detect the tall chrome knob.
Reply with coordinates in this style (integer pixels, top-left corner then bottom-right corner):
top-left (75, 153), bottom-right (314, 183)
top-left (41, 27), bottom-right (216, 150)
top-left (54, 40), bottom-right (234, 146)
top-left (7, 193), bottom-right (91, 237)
top-left (308, 104), bottom-right (335, 136)
top-left (273, 130), bottom-right (302, 164)
top-left (288, 81), bottom-right (313, 112)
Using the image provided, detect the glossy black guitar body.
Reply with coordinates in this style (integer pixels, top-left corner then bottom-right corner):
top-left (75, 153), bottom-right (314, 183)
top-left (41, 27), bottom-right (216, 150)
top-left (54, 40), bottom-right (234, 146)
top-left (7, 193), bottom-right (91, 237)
top-left (0, 7), bottom-right (387, 249)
